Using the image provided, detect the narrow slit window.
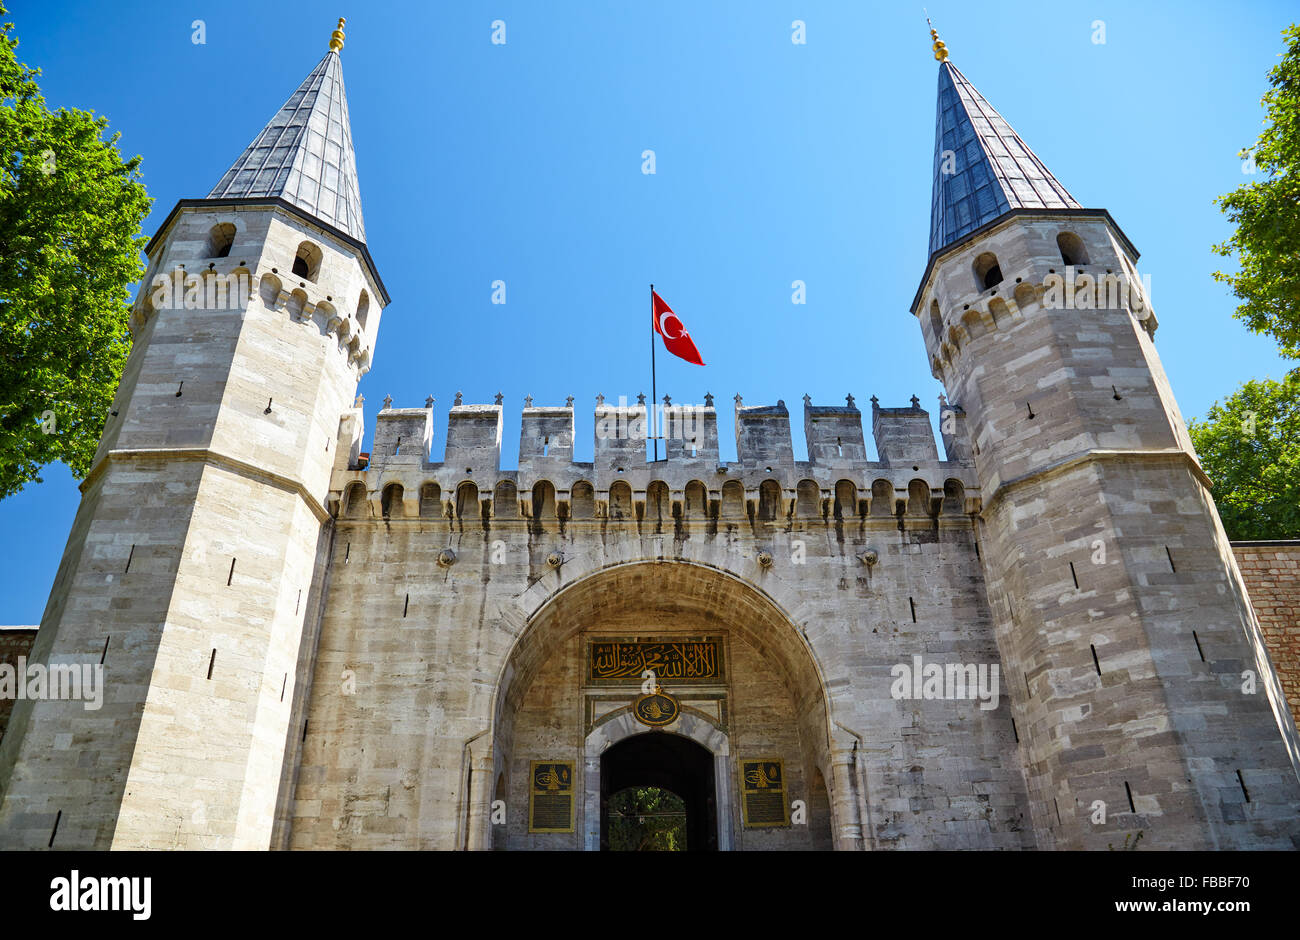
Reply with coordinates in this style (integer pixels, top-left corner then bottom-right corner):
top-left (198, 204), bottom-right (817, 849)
top-left (207, 648), bottom-right (216, 680)
top-left (1124, 781), bottom-right (1135, 813)
top-left (1090, 644), bottom-right (1101, 676)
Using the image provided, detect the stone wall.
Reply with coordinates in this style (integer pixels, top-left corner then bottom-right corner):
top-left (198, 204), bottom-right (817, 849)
top-left (282, 394), bottom-right (1037, 850)
top-left (1233, 541), bottom-right (1300, 731)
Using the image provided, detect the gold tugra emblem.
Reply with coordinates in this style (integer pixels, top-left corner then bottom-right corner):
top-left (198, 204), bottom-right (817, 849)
top-left (632, 689), bottom-right (680, 727)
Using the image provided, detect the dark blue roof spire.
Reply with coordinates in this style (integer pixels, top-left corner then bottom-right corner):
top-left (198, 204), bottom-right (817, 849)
top-left (207, 24), bottom-right (366, 243)
top-left (928, 60), bottom-right (1079, 257)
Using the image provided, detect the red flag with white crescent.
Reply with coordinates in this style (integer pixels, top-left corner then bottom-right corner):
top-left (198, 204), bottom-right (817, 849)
top-left (651, 290), bottom-right (705, 366)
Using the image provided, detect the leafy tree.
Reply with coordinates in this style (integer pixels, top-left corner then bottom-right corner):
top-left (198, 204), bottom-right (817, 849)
top-left (1188, 369), bottom-right (1300, 540)
top-left (1212, 24), bottom-right (1300, 356)
top-left (0, 4), bottom-right (150, 499)
top-left (607, 786), bottom-right (687, 851)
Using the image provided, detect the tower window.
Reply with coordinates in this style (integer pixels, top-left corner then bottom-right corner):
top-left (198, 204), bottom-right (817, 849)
top-left (929, 299), bottom-right (944, 342)
top-left (207, 222), bottom-right (236, 258)
top-left (973, 252), bottom-right (1002, 291)
top-left (1057, 232), bottom-right (1090, 266)
top-left (356, 289), bottom-right (370, 331)
top-left (293, 241), bottom-right (323, 282)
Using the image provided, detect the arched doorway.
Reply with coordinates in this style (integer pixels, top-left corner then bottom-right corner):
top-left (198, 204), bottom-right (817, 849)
top-left (600, 732), bottom-right (717, 851)
top-left (485, 559), bottom-right (846, 851)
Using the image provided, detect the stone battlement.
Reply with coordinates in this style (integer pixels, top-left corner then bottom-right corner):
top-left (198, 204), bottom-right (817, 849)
top-left (328, 393), bottom-right (980, 522)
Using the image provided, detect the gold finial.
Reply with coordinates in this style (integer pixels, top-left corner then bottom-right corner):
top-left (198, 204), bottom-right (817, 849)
top-left (926, 15), bottom-right (949, 62)
top-left (329, 17), bottom-right (346, 53)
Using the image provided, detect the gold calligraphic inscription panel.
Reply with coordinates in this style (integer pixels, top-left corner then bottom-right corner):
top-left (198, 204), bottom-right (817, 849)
top-left (739, 757), bottom-right (789, 828)
top-left (528, 761), bottom-right (575, 833)
top-left (586, 637), bottom-right (725, 685)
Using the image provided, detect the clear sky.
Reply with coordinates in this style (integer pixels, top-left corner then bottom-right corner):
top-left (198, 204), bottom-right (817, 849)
top-left (0, 0), bottom-right (1294, 623)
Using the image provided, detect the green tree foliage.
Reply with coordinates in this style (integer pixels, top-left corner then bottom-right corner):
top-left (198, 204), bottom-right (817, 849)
top-left (1188, 369), bottom-right (1300, 540)
top-left (607, 786), bottom-right (686, 851)
top-left (0, 4), bottom-right (150, 499)
top-left (1213, 24), bottom-right (1300, 356)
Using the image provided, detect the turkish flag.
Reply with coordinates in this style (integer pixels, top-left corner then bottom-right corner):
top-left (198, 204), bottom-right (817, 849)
top-left (652, 290), bottom-right (705, 366)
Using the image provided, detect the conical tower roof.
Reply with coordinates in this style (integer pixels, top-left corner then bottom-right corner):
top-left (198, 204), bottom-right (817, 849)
top-left (928, 60), bottom-right (1079, 257)
top-left (208, 47), bottom-right (366, 242)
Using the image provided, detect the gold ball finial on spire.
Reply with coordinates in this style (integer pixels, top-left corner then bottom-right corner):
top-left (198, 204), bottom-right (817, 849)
top-left (329, 17), bottom-right (346, 53)
top-left (926, 16), bottom-right (949, 62)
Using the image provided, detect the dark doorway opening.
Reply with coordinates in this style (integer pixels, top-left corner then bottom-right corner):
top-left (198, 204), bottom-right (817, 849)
top-left (600, 732), bottom-right (717, 851)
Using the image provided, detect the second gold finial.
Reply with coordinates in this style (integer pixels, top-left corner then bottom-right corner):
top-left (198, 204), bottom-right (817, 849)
top-left (927, 18), bottom-right (949, 62)
top-left (329, 17), bottom-right (346, 53)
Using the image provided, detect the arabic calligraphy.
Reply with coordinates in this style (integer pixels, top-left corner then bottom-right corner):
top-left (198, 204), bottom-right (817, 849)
top-left (588, 640), bottom-right (723, 682)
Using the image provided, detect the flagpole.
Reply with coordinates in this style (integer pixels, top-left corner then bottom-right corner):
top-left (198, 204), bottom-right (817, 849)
top-left (650, 283), bottom-right (658, 461)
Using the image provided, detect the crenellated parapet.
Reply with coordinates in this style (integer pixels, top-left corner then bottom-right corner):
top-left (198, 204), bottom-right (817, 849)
top-left (327, 393), bottom-right (979, 524)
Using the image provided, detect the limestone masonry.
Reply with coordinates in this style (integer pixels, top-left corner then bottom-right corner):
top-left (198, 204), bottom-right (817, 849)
top-left (0, 33), bottom-right (1297, 851)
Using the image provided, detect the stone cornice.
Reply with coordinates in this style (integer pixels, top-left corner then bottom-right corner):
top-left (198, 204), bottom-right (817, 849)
top-left (980, 447), bottom-right (1211, 518)
top-left (81, 447), bottom-right (332, 524)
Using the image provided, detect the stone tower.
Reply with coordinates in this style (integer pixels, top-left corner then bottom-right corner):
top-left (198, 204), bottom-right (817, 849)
top-left (0, 21), bottom-right (387, 849)
top-left (911, 45), bottom-right (1300, 847)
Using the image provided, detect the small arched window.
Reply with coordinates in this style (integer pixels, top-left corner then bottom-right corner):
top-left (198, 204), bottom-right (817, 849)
top-left (870, 479), bottom-right (894, 517)
top-left (1056, 232), bottom-right (1089, 266)
top-left (796, 480), bottom-right (820, 518)
top-left (609, 481), bottom-right (633, 520)
top-left (929, 300), bottom-right (944, 343)
top-left (356, 289), bottom-right (370, 331)
top-left (646, 481), bottom-right (669, 523)
top-left (906, 479), bottom-right (931, 517)
top-left (684, 481), bottom-right (708, 519)
top-left (419, 482), bottom-right (442, 517)
top-left (531, 481), bottom-right (556, 519)
top-left (381, 483), bottom-right (404, 519)
top-left (207, 222), bottom-right (236, 258)
top-left (834, 480), bottom-right (857, 520)
top-left (721, 480), bottom-right (746, 519)
top-left (570, 482), bottom-right (595, 519)
top-left (343, 481), bottom-right (368, 519)
top-left (973, 252), bottom-right (1002, 291)
top-left (942, 479), bottom-right (966, 515)
top-left (493, 481), bottom-right (518, 519)
top-left (457, 481), bottom-right (480, 519)
top-left (292, 241), bottom-right (322, 282)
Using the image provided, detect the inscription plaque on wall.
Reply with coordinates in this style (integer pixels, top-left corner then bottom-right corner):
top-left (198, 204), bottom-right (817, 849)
top-left (740, 758), bottom-right (789, 828)
top-left (528, 761), bottom-right (575, 833)
top-left (587, 639), bottom-right (724, 684)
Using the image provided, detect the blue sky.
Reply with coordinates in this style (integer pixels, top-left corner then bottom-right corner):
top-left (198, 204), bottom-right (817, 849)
top-left (1, 0), bottom-right (1294, 623)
